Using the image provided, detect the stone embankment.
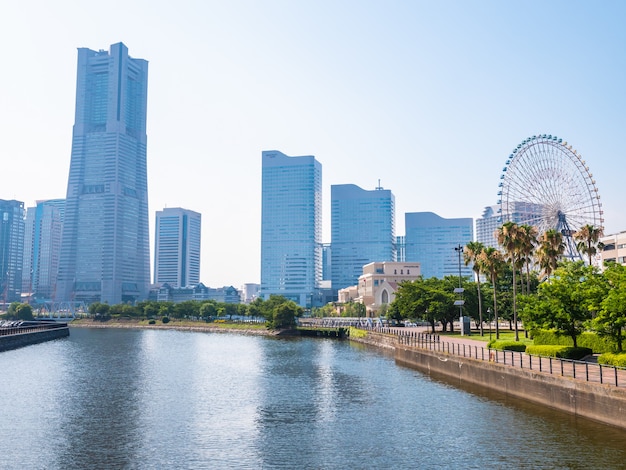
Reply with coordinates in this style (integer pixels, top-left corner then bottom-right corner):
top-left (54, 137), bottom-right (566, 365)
top-left (0, 323), bottom-right (70, 352)
top-left (350, 329), bottom-right (626, 430)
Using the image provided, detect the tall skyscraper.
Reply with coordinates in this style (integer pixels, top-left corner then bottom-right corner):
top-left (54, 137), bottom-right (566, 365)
top-left (57, 43), bottom-right (150, 305)
top-left (22, 199), bottom-right (65, 301)
top-left (154, 208), bottom-right (201, 288)
top-left (404, 212), bottom-right (473, 279)
top-left (261, 150), bottom-right (322, 308)
top-left (0, 200), bottom-right (25, 305)
top-left (331, 184), bottom-right (395, 293)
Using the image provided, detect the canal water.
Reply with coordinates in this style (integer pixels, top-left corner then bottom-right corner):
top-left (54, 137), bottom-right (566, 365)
top-left (1, 327), bottom-right (625, 469)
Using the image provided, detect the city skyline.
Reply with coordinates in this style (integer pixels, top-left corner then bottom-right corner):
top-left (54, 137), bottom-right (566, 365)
top-left (2, 1), bottom-right (625, 287)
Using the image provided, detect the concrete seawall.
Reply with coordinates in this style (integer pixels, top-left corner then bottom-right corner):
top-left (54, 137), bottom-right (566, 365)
top-left (352, 330), bottom-right (626, 430)
top-left (0, 326), bottom-right (70, 352)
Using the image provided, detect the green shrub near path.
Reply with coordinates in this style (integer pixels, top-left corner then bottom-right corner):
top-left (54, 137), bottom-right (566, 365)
top-left (531, 330), bottom-right (615, 353)
top-left (526, 344), bottom-right (592, 360)
top-left (487, 340), bottom-right (526, 352)
top-left (598, 353), bottom-right (626, 367)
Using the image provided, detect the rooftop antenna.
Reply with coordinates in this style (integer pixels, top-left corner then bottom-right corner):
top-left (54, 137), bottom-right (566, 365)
top-left (376, 179), bottom-right (383, 190)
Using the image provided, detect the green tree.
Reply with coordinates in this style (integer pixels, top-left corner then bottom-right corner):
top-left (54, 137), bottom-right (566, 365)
top-left (574, 224), bottom-right (604, 265)
top-left (536, 229), bottom-right (565, 279)
top-left (272, 301), bottom-right (300, 329)
top-left (496, 222), bottom-right (522, 341)
top-left (464, 241), bottom-right (486, 335)
top-left (173, 300), bottom-right (200, 318)
top-left (478, 247), bottom-right (505, 339)
top-left (591, 263), bottom-right (626, 352)
top-left (518, 224), bottom-right (538, 294)
top-left (200, 301), bottom-right (218, 319)
top-left (89, 302), bottom-right (111, 319)
top-left (520, 261), bottom-right (602, 347)
top-left (391, 277), bottom-right (455, 333)
top-left (14, 303), bottom-right (33, 320)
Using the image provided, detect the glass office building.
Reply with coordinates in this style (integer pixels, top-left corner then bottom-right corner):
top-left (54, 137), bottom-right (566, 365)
top-left (261, 150), bottom-right (322, 308)
top-left (57, 43), bottom-right (150, 304)
top-left (331, 184), bottom-right (395, 293)
top-left (0, 200), bottom-right (25, 305)
top-left (154, 208), bottom-right (201, 288)
top-left (22, 199), bottom-right (65, 301)
top-left (405, 212), bottom-right (473, 279)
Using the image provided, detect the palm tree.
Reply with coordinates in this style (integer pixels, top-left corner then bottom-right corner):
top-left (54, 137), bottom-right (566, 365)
top-left (517, 224), bottom-right (538, 294)
top-left (536, 229), bottom-right (565, 279)
top-left (478, 247), bottom-right (504, 340)
top-left (574, 224), bottom-right (604, 265)
top-left (464, 241), bottom-right (486, 336)
top-left (496, 222), bottom-right (522, 341)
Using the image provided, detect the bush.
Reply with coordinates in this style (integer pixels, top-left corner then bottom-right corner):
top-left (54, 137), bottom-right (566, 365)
top-left (531, 330), bottom-right (615, 353)
top-left (148, 319), bottom-right (156, 325)
top-left (162, 316), bottom-right (170, 324)
top-left (487, 340), bottom-right (526, 352)
top-left (526, 345), bottom-right (592, 360)
top-left (598, 353), bottom-right (626, 367)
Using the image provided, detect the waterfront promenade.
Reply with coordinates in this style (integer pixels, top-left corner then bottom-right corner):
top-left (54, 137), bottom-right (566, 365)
top-left (298, 318), bottom-right (626, 388)
top-left (381, 325), bottom-right (626, 388)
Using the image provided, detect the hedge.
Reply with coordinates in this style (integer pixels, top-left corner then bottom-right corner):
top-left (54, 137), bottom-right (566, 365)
top-left (530, 330), bottom-right (615, 354)
top-left (487, 340), bottom-right (526, 352)
top-left (526, 344), bottom-right (593, 360)
top-left (598, 353), bottom-right (626, 367)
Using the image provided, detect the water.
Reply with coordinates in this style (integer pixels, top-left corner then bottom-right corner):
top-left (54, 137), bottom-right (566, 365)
top-left (1, 327), bottom-right (625, 469)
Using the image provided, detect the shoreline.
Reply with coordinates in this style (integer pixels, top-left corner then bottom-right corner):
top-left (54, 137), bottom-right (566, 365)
top-left (69, 319), bottom-right (280, 336)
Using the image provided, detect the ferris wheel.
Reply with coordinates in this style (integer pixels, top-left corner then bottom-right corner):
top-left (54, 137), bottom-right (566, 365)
top-left (498, 134), bottom-right (604, 260)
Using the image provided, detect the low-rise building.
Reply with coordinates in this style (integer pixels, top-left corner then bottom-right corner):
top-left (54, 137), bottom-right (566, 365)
top-left (600, 232), bottom-right (626, 267)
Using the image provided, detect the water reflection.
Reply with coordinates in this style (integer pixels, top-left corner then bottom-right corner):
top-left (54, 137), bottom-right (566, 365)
top-left (0, 328), bottom-right (625, 469)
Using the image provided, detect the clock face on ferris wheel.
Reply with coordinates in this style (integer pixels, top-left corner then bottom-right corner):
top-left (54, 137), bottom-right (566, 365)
top-left (498, 134), bottom-right (603, 258)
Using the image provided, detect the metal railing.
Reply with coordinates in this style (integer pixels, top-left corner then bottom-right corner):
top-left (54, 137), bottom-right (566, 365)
top-left (384, 329), bottom-right (626, 388)
top-left (0, 322), bottom-right (68, 337)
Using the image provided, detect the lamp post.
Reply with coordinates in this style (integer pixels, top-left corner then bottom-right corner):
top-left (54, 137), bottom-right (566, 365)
top-left (454, 244), bottom-right (465, 334)
top-left (487, 307), bottom-right (492, 342)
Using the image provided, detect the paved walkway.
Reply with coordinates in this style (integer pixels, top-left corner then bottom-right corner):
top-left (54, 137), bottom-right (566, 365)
top-left (387, 326), bottom-right (626, 388)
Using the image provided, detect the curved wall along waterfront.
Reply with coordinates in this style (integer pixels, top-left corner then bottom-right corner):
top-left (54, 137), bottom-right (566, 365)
top-left (351, 330), bottom-right (626, 430)
top-left (0, 325), bottom-right (70, 352)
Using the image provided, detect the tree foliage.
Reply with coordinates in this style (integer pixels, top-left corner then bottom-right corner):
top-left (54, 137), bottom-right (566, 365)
top-left (591, 263), bottom-right (626, 352)
top-left (520, 261), bottom-right (605, 347)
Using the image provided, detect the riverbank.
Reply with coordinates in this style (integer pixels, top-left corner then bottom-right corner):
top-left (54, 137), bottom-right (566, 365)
top-left (351, 328), bottom-right (626, 431)
top-left (69, 318), bottom-right (283, 336)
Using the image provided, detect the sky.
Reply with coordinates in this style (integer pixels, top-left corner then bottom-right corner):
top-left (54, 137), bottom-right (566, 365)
top-left (1, 0), bottom-right (625, 288)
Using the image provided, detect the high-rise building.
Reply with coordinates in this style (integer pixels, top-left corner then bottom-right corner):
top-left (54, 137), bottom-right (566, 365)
top-left (404, 212), bottom-right (473, 279)
top-left (261, 150), bottom-right (322, 308)
top-left (330, 184), bottom-right (395, 293)
top-left (476, 202), bottom-right (544, 249)
top-left (57, 43), bottom-right (150, 305)
top-left (154, 208), bottom-right (201, 288)
top-left (22, 199), bottom-right (65, 301)
top-left (0, 200), bottom-right (25, 305)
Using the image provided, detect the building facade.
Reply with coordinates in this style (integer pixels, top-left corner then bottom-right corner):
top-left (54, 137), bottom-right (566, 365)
top-left (599, 232), bottom-right (626, 267)
top-left (0, 200), bottom-right (25, 305)
top-left (330, 184), bottom-right (395, 295)
top-left (22, 199), bottom-right (65, 302)
top-left (260, 150), bottom-right (322, 308)
top-left (154, 207), bottom-right (201, 288)
top-left (57, 43), bottom-right (150, 305)
top-left (404, 212), bottom-right (473, 279)
top-left (351, 261), bottom-right (420, 316)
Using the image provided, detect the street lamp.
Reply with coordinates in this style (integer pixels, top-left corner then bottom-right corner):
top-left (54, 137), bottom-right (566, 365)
top-left (487, 307), bottom-right (492, 341)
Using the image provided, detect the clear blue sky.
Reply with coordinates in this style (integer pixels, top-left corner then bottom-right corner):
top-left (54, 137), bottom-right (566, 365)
top-left (1, 1), bottom-right (624, 287)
